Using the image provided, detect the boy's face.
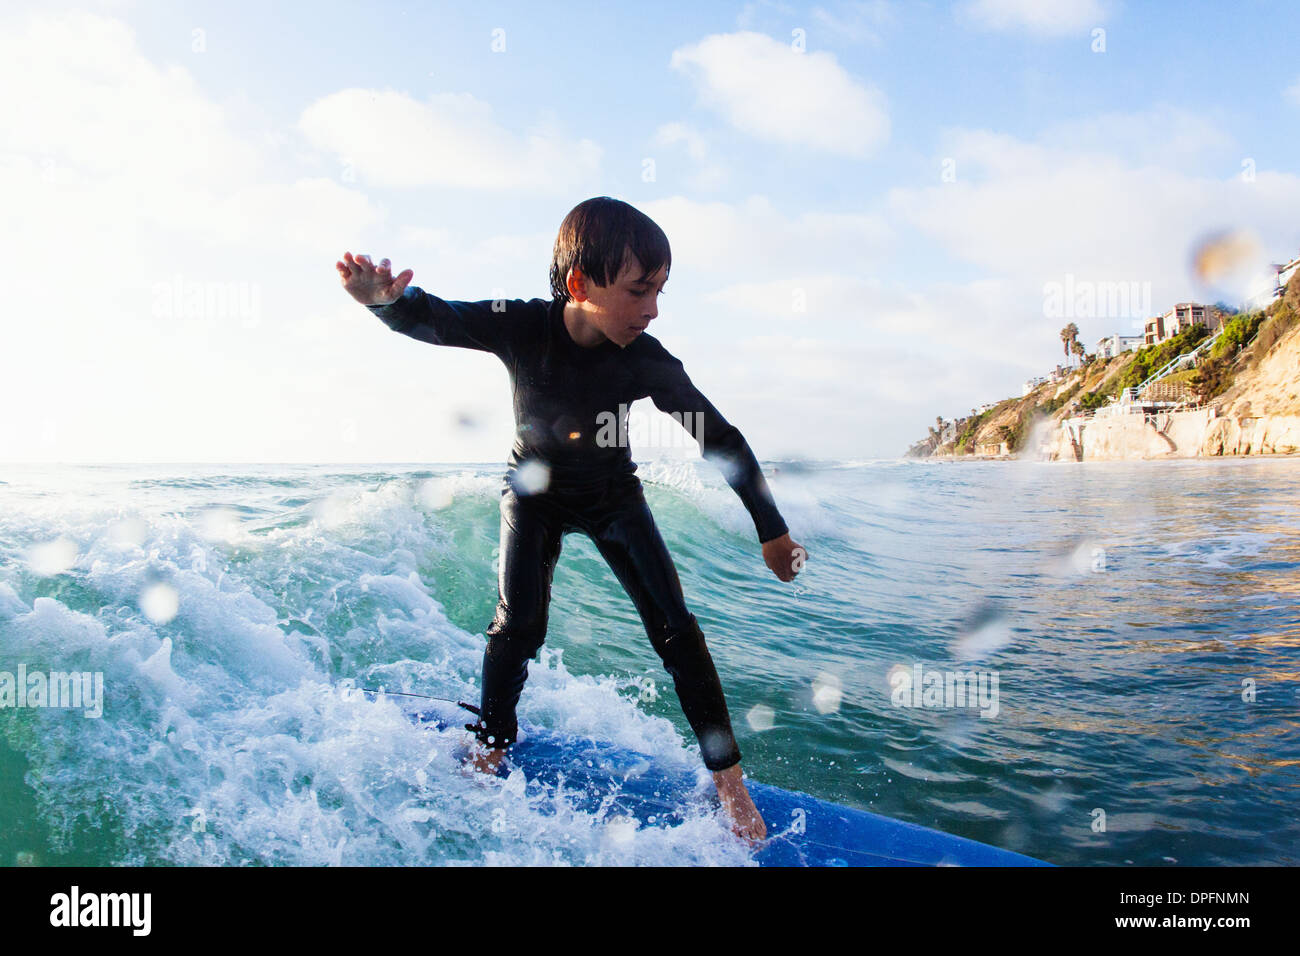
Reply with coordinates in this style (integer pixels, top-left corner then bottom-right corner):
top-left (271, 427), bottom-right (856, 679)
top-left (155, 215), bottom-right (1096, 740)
top-left (569, 255), bottom-right (667, 348)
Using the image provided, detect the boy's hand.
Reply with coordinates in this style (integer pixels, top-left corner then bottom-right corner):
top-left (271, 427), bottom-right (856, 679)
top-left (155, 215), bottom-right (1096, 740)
top-left (336, 251), bottom-right (414, 306)
top-left (762, 533), bottom-right (807, 583)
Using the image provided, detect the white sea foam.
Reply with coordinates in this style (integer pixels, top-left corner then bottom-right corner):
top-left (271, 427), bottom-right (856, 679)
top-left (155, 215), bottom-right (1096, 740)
top-left (636, 456), bottom-right (843, 542)
top-left (0, 466), bottom-right (747, 865)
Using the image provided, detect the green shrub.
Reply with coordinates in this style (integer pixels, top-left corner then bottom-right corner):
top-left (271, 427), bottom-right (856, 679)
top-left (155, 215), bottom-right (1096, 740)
top-left (1115, 324), bottom-right (1210, 391)
top-left (1192, 308), bottom-right (1280, 401)
top-left (1077, 389), bottom-right (1111, 412)
top-left (953, 409), bottom-right (995, 453)
top-left (1252, 301), bottom-right (1298, 354)
top-left (1211, 310), bottom-right (1266, 359)
top-left (1007, 410), bottom-right (1035, 452)
top-left (1040, 380), bottom-right (1082, 416)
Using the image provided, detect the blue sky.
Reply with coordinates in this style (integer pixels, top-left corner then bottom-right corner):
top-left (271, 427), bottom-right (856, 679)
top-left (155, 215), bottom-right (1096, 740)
top-left (3, 0), bottom-right (1298, 463)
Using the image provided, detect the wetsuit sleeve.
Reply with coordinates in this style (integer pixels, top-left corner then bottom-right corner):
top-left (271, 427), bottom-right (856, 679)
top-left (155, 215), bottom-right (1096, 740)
top-left (366, 285), bottom-right (529, 359)
top-left (642, 342), bottom-right (789, 544)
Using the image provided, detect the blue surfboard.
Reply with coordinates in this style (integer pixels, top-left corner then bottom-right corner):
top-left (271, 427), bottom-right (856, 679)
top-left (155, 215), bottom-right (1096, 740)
top-left (380, 693), bottom-right (1050, 867)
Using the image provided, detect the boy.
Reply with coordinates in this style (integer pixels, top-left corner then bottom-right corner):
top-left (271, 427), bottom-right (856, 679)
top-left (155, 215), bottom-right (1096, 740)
top-left (337, 197), bottom-right (805, 842)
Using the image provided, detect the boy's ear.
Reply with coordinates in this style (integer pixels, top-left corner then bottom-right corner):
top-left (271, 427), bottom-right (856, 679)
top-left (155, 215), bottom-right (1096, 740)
top-left (566, 266), bottom-right (589, 302)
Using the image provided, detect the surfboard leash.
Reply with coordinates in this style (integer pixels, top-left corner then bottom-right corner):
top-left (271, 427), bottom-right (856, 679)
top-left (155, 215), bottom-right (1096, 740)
top-left (356, 686), bottom-right (481, 715)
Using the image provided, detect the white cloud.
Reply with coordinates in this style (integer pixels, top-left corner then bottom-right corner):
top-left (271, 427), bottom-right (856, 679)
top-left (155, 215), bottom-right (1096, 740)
top-left (1286, 77), bottom-right (1300, 107)
top-left (707, 275), bottom-right (1045, 368)
top-left (651, 122), bottom-right (728, 190)
top-left (667, 107), bottom-right (1300, 455)
top-left (0, 11), bottom-right (386, 263)
top-left (298, 89), bottom-right (602, 191)
top-left (959, 0), bottom-right (1108, 36)
top-left (607, 194), bottom-right (1021, 459)
top-left (0, 12), bottom-right (261, 188)
top-left (1035, 105), bottom-right (1233, 167)
top-left (379, 227), bottom-right (555, 294)
top-left (669, 31), bottom-right (889, 157)
top-left (887, 115), bottom-right (1300, 312)
top-left (639, 195), bottom-right (892, 282)
top-left (705, 275), bottom-right (885, 322)
top-left (0, 10), bottom-right (543, 464)
top-left (642, 102), bottom-right (1300, 457)
top-left (681, 276), bottom-right (1045, 458)
top-left (606, 192), bottom-right (1048, 455)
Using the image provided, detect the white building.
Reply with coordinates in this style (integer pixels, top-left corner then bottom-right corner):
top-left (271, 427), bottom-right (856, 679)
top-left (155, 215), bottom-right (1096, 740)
top-left (1245, 253), bottom-right (1300, 311)
top-left (1022, 375), bottom-right (1047, 396)
top-left (1283, 254), bottom-right (1300, 292)
top-left (1095, 333), bottom-right (1144, 360)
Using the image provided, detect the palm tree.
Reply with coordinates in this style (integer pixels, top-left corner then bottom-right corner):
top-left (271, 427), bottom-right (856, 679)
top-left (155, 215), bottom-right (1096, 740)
top-left (1071, 340), bottom-right (1085, 366)
top-left (1060, 323), bottom-right (1080, 367)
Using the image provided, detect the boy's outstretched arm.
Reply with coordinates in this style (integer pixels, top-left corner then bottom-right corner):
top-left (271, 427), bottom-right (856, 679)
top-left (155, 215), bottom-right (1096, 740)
top-left (642, 342), bottom-right (808, 582)
top-left (337, 250), bottom-right (526, 357)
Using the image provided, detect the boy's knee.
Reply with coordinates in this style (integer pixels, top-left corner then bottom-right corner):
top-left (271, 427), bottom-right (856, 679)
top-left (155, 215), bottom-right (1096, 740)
top-left (653, 613), bottom-right (710, 671)
top-left (485, 604), bottom-right (548, 660)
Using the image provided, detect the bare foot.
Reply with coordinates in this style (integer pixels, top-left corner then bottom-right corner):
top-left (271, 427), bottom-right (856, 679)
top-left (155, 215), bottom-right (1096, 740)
top-left (463, 742), bottom-right (508, 776)
top-left (713, 764), bottom-right (767, 843)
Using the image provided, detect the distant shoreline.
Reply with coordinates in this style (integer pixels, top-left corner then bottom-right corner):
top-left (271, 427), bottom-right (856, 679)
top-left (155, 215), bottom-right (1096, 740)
top-left (917, 449), bottom-right (1300, 463)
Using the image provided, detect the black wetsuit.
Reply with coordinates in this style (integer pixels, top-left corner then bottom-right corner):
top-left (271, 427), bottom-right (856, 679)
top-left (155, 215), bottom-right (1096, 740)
top-left (367, 287), bottom-right (787, 771)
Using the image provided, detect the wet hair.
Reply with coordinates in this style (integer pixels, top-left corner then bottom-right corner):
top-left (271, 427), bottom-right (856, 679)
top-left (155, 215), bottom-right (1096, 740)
top-left (549, 197), bottom-right (671, 303)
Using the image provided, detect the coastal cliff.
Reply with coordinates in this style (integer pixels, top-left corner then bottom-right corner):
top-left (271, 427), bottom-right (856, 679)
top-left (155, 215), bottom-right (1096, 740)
top-left (909, 276), bottom-right (1299, 462)
top-left (1198, 279), bottom-right (1300, 454)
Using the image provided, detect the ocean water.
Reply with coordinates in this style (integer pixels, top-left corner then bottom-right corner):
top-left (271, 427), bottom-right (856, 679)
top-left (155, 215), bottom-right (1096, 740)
top-left (1, 457), bottom-right (1297, 867)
